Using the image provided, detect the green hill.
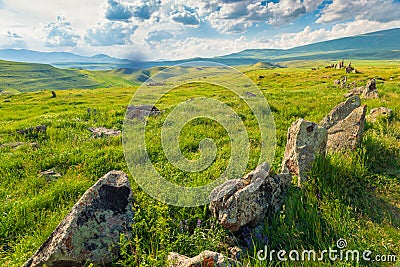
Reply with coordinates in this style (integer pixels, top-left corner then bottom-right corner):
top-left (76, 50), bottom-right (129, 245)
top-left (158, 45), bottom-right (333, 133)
top-left (0, 60), bottom-right (101, 93)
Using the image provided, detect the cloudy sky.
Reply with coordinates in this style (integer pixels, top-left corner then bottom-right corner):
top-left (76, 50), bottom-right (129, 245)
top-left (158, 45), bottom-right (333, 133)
top-left (1, 0), bottom-right (400, 60)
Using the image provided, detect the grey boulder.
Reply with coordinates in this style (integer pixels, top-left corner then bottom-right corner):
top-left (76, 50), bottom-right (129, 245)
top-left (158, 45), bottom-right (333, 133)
top-left (23, 171), bottom-right (134, 267)
top-left (210, 163), bottom-right (290, 232)
top-left (281, 119), bottom-right (328, 186)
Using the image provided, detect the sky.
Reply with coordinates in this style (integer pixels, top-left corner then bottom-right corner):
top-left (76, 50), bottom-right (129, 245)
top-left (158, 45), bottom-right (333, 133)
top-left (1, 0), bottom-right (400, 61)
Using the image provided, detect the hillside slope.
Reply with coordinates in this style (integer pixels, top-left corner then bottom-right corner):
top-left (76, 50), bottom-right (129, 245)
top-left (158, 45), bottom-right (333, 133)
top-left (0, 60), bottom-right (101, 93)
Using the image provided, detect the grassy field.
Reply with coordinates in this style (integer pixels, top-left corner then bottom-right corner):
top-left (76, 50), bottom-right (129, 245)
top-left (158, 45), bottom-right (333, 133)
top-left (0, 60), bottom-right (399, 266)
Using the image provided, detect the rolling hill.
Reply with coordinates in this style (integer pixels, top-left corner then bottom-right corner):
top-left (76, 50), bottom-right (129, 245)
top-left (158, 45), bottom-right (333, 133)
top-left (0, 60), bottom-right (101, 93)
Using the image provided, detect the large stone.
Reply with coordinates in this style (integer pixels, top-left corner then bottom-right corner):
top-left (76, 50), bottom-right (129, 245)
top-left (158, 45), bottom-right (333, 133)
top-left (281, 119), bottom-right (328, 186)
top-left (320, 95), bottom-right (361, 130)
top-left (168, 251), bottom-right (236, 267)
top-left (23, 171), bottom-right (134, 267)
top-left (209, 163), bottom-right (290, 232)
top-left (367, 107), bottom-right (393, 122)
top-left (326, 106), bottom-right (367, 153)
top-left (88, 127), bottom-right (121, 137)
top-left (126, 105), bottom-right (161, 120)
top-left (362, 78), bottom-right (378, 99)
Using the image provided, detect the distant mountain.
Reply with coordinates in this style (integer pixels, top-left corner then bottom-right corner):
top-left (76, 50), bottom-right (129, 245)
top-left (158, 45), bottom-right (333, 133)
top-left (0, 28), bottom-right (398, 71)
top-left (0, 49), bottom-right (130, 69)
top-left (215, 28), bottom-right (400, 62)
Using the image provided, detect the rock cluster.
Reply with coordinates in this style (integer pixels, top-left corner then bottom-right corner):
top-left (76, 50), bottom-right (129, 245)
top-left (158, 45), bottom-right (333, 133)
top-left (23, 171), bottom-right (134, 267)
top-left (344, 78), bottom-right (378, 99)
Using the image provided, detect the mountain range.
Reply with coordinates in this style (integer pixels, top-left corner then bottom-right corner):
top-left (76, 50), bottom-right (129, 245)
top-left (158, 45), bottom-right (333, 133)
top-left (0, 28), bottom-right (399, 70)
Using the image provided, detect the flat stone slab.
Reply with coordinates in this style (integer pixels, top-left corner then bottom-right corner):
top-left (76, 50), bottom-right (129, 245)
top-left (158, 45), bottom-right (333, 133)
top-left (88, 127), bottom-right (121, 137)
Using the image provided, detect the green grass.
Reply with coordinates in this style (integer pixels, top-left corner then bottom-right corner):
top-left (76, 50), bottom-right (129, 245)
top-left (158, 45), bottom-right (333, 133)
top-left (0, 60), bottom-right (399, 266)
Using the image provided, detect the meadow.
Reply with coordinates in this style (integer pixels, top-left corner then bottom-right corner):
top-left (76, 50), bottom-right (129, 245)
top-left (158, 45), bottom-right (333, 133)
top-left (0, 60), bottom-right (399, 266)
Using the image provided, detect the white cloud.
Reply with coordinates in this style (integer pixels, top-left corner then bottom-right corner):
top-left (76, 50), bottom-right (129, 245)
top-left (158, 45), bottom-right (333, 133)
top-left (317, 0), bottom-right (400, 24)
top-left (84, 21), bottom-right (138, 46)
top-left (44, 16), bottom-right (80, 47)
top-left (0, 30), bottom-right (26, 49)
top-left (273, 20), bottom-right (400, 48)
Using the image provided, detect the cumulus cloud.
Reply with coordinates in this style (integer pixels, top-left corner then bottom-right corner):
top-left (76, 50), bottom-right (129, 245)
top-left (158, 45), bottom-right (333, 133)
top-left (105, 0), bottom-right (133, 21)
top-left (207, 0), bottom-right (324, 33)
top-left (171, 9), bottom-right (200, 25)
top-left (317, 0), bottom-right (400, 24)
top-left (44, 16), bottom-right (80, 47)
top-left (84, 21), bottom-right (137, 46)
top-left (274, 20), bottom-right (400, 48)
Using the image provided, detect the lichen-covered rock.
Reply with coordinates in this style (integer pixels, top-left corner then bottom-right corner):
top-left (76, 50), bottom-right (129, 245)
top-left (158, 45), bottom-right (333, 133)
top-left (23, 171), bottom-right (134, 267)
top-left (209, 163), bottom-right (290, 232)
top-left (320, 95), bottom-right (361, 130)
top-left (362, 78), bottom-right (378, 99)
top-left (126, 105), bottom-right (161, 120)
top-left (326, 106), bottom-right (367, 153)
top-left (281, 119), bottom-right (328, 186)
top-left (88, 127), bottom-right (121, 137)
top-left (367, 107), bottom-right (393, 122)
top-left (168, 251), bottom-right (237, 267)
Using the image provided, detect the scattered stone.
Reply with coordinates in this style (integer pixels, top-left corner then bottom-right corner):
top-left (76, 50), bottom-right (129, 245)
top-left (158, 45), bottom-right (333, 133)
top-left (367, 107), bottom-right (393, 122)
top-left (362, 78), bottom-right (378, 99)
top-left (51, 91), bottom-right (57, 98)
top-left (326, 106), bottom-right (367, 153)
top-left (210, 162), bottom-right (291, 232)
top-left (126, 105), bottom-right (161, 120)
top-left (23, 171), bottom-right (134, 267)
top-left (17, 125), bottom-right (47, 137)
top-left (168, 251), bottom-right (237, 267)
top-left (4, 99), bottom-right (11, 102)
top-left (281, 119), bottom-right (328, 186)
top-left (320, 95), bottom-right (361, 130)
top-left (0, 142), bottom-right (38, 149)
top-left (245, 91), bottom-right (257, 98)
top-left (88, 127), bottom-right (121, 137)
top-left (40, 169), bottom-right (62, 181)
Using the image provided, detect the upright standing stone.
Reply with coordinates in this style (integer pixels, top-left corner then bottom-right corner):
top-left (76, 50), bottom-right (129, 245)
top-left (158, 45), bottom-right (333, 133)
top-left (362, 78), bottom-right (378, 99)
top-left (281, 119), bottom-right (328, 186)
top-left (320, 95), bottom-right (361, 130)
top-left (23, 171), bottom-right (134, 267)
top-left (326, 106), bottom-right (367, 152)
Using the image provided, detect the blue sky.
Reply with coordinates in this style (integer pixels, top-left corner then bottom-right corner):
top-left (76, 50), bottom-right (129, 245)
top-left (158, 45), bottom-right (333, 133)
top-left (0, 0), bottom-right (400, 60)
